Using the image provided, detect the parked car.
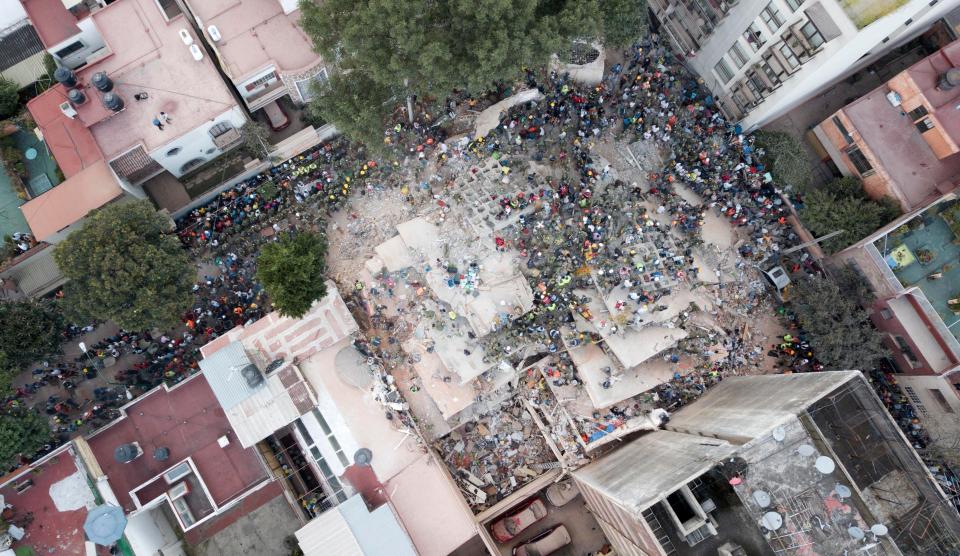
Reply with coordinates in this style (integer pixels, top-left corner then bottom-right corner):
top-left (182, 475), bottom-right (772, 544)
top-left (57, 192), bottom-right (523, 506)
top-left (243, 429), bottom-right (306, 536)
top-left (544, 479), bottom-right (579, 507)
top-left (490, 497), bottom-right (548, 543)
top-left (513, 525), bottom-right (571, 556)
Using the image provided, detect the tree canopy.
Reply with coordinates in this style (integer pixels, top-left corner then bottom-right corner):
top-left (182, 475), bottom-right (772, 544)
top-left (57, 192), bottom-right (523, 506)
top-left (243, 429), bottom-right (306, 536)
top-left (789, 266), bottom-right (888, 371)
top-left (306, 71), bottom-right (394, 150)
top-left (0, 301), bottom-right (63, 370)
top-left (800, 177), bottom-right (900, 254)
top-left (53, 200), bottom-right (194, 331)
top-left (755, 130), bottom-right (811, 192)
top-left (299, 0), bottom-right (647, 144)
top-left (256, 232), bottom-right (329, 318)
top-left (0, 409), bottom-right (50, 470)
top-left (0, 78), bottom-right (20, 120)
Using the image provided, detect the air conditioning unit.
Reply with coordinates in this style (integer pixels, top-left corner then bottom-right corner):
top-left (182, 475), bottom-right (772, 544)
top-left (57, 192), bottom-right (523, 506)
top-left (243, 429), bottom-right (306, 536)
top-left (59, 102), bottom-right (78, 119)
top-left (886, 91), bottom-right (902, 107)
top-left (207, 25), bottom-right (222, 42)
top-left (189, 44), bottom-right (204, 62)
top-left (178, 29), bottom-right (193, 45)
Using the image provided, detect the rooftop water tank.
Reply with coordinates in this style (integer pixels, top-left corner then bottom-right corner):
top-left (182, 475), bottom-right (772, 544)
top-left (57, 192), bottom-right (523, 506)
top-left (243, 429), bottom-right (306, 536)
top-left (102, 92), bottom-right (124, 112)
top-left (939, 68), bottom-right (960, 91)
top-left (91, 72), bottom-right (113, 92)
top-left (67, 88), bottom-right (87, 105)
top-left (54, 67), bottom-right (77, 87)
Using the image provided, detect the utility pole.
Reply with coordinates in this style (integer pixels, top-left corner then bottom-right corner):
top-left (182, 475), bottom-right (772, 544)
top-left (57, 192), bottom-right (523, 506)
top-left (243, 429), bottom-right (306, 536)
top-left (404, 78), bottom-right (414, 123)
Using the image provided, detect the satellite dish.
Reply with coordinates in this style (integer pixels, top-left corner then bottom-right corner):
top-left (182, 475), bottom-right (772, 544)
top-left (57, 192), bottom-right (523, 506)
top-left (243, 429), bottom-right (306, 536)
top-left (871, 524), bottom-right (888, 536)
top-left (835, 484), bottom-right (851, 499)
top-left (815, 456), bottom-right (836, 474)
top-left (848, 526), bottom-right (865, 540)
top-left (753, 490), bottom-right (771, 508)
top-left (772, 426), bottom-right (786, 442)
top-left (761, 512), bottom-right (783, 531)
top-left (354, 448), bottom-right (373, 466)
top-left (797, 444), bottom-right (815, 457)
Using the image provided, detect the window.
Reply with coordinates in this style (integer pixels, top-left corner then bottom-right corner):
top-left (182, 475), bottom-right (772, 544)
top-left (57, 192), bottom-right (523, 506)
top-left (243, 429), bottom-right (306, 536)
top-left (763, 52), bottom-right (787, 81)
top-left (845, 145), bottom-right (873, 174)
top-left (312, 408), bottom-right (349, 467)
top-left (295, 418), bottom-right (314, 445)
top-left (915, 117), bottom-right (935, 133)
top-left (929, 389), bottom-right (955, 413)
top-left (165, 147), bottom-right (181, 157)
top-left (760, 2), bottom-right (785, 32)
top-left (785, 0), bottom-right (803, 10)
top-left (800, 21), bottom-right (825, 49)
top-left (715, 59), bottom-right (735, 83)
top-left (244, 71), bottom-right (278, 92)
top-left (295, 68), bottom-right (329, 102)
top-left (208, 121), bottom-right (234, 138)
top-left (745, 72), bottom-right (768, 98)
top-left (759, 61), bottom-right (781, 86)
top-left (154, 0), bottom-right (182, 20)
top-left (744, 23), bottom-right (766, 51)
top-left (172, 497), bottom-right (196, 527)
top-left (903, 385), bottom-right (928, 415)
top-left (907, 105), bottom-right (929, 120)
top-left (832, 116), bottom-right (853, 145)
top-left (295, 414), bottom-right (348, 505)
top-left (55, 41), bottom-right (84, 58)
top-left (778, 43), bottom-right (800, 69)
top-left (728, 42), bottom-right (749, 68)
top-left (180, 158), bottom-right (205, 174)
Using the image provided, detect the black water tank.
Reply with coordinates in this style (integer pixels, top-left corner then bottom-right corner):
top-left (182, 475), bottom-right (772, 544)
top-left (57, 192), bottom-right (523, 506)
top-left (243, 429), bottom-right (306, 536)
top-left (102, 92), bottom-right (124, 112)
top-left (67, 88), bottom-right (86, 105)
top-left (91, 71), bottom-right (113, 92)
top-left (54, 67), bottom-right (77, 87)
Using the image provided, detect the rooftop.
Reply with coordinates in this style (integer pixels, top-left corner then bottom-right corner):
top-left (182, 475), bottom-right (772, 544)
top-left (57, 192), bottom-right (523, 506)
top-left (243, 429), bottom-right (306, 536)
top-left (841, 0), bottom-right (910, 29)
top-left (295, 495), bottom-right (417, 556)
top-left (71, 0), bottom-right (239, 159)
top-left (19, 0), bottom-right (80, 47)
top-left (85, 374), bottom-right (269, 514)
top-left (184, 0), bottom-right (320, 83)
top-left (874, 198), bottom-right (960, 343)
top-left (19, 159), bottom-right (123, 241)
top-left (27, 85), bottom-right (104, 178)
top-left (0, 447), bottom-right (96, 556)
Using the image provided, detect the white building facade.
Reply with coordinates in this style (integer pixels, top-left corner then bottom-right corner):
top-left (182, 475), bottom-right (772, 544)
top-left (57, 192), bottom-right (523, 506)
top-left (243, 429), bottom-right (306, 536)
top-left (650, 0), bottom-right (960, 129)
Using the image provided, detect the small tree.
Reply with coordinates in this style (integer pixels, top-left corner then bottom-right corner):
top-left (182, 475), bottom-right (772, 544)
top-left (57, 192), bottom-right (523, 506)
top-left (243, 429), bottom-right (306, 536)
top-left (0, 78), bottom-right (20, 120)
top-left (239, 121), bottom-right (273, 161)
top-left (0, 301), bottom-right (64, 370)
top-left (0, 409), bottom-right (50, 470)
top-left (755, 130), bottom-right (811, 191)
top-left (599, 0), bottom-right (649, 47)
top-left (54, 200), bottom-right (194, 331)
top-left (306, 71), bottom-right (394, 148)
top-left (256, 232), bottom-right (328, 318)
top-left (789, 267), bottom-right (888, 371)
top-left (801, 178), bottom-right (900, 254)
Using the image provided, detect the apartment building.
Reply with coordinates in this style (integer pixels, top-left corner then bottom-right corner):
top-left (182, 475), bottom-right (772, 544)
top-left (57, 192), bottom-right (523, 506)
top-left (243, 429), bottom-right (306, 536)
top-left (650, 0), bottom-right (960, 129)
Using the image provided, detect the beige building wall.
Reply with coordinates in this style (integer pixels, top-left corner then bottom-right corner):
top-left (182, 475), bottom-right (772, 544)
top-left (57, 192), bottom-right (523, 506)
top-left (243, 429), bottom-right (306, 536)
top-left (896, 374), bottom-right (960, 463)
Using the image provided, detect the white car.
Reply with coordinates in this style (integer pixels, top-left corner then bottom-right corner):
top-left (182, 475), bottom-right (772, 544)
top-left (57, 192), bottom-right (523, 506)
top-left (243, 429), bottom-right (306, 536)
top-left (513, 525), bottom-right (571, 556)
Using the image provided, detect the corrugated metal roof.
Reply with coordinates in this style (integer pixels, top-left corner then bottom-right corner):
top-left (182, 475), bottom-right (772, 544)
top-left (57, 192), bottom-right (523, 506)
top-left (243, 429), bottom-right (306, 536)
top-left (227, 371), bottom-right (306, 448)
top-left (0, 23), bottom-right (45, 71)
top-left (295, 496), bottom-right (417, 556)
top-left (199, 342), bottom-right (264, 410)
top-left (1, 245), bottom-right (65, 298)
top-left (295, 501), bottom-right (363, 556)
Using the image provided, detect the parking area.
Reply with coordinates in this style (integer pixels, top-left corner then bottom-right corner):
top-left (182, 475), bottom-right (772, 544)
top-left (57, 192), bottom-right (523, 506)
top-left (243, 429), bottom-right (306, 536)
top-left (487, 480), bottom-right (610, 556)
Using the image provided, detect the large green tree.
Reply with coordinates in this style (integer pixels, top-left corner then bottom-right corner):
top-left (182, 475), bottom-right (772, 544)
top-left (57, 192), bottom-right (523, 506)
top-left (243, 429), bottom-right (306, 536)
top-left (0, 78), bottom-right (20, 120)
top-left (306, 71), bottom-right (395, 150)
top-left (299, 0), bottom-right (646, 143)
top-left (755, 130), bottom-right (811, 192)
top-left (800, 178), bottom-right (900, 254)
top-left (0, 409), bottom-right (50, 470)
top-left (0, 301), bottom-right (63, 370)
top-left (53, 200), bottom-right (194, 331)
top-left (789, 266), bottom-right (888, 370)
top-left (256, 232), bottom-right (329, 318)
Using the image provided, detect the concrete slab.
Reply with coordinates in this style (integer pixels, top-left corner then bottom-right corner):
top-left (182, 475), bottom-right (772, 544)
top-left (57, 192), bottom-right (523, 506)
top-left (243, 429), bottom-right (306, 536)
top-left (474, 89), bottom-right (544, 138)
top-left (193, 494), bottom-right (301, 556)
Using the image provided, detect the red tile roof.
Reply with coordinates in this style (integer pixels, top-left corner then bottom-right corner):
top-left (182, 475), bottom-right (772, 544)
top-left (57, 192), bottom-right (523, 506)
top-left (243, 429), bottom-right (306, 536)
top-left (27, 85), bottom-right (104, 178)
top-left (20, 0), bottom-right (81, 48)
top-left (86, 374), bottom-right (269, 513)
top-left (20, 159), bottom-right (123, 241)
